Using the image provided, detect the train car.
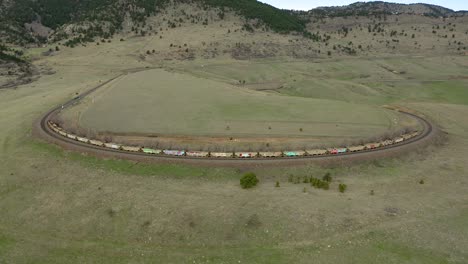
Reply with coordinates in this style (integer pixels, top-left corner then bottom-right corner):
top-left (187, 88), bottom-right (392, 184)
top-left (186, 151), bottom-right (209, 158)
top-left (104, 143), bottom-right (121, 150)
top-left (258, 152), bottom-right (283, 158)
top-left (348, 145), bottom-right (365, 152)
top-left (284, 151), bottom-right (306, 157)
top-left (337, 148), bottom-right (347, 154)
top-left (402, 132), bottom-right (419, 140)
top-left (142, 148), bottom-right (161, 155)
top-left (210, 152), bottom-right (233, 158)
top-left (163, 150), bottom-right (186, 156)
top-left (328, 149), bottom-right (339, 155)
top-left (236, 152), bottom-right (258, 158)
top-left (394, 137), bottom-right (404, 144)
top-left (58, 130), bottom-right (68, 137)
top-left (365, 142), bottom-right (381, 149)
top-left (51, 125), bottom-right (61, 134)
top-left (66, 133), bottom-right (77, 140)
top-left (306, 149), bottom-right (327, 156)
top-left (77, 137), bottom-right (89, 143)
top-left (380, 139), bottom-right (393, 147)
top-left (122, 146), bottom-right (141, 152)
top-left (89, 139), bottom-right (104, 147)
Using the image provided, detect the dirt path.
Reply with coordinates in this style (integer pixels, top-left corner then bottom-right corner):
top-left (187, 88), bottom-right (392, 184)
top-left (33, 70), bottom-right (440, 167)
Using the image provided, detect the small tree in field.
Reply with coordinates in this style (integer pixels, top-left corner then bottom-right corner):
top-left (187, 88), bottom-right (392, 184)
top-left (240, 173), bottom-right (259, 189)
top-left (339, 184), bottom-right (347, 193)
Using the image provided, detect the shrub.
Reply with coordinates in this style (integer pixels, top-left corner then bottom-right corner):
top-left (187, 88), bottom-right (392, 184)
top-left (419, 180), bottom-right (425, 184)
top-left (323, 172), bottom-right (332, 182)
top-left (275, 181), bottom-right (280, 187)
top-left (240, 173), bottom-right (259, 189)
top-left (339, 184), bottom-right (347, 193)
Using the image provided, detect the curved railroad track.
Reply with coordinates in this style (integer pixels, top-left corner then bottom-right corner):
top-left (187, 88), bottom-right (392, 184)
top-left (34, 72), bottom-right (437, 167)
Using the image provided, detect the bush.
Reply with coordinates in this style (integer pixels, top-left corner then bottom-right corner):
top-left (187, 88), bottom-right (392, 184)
top-left (323, 173), bottom-right (332, 182)
top-left (275, 181), bottom-right (280, 187)
top-left (339, 184), bottom-right (347, 193)
top-left (240, 173), bottom-right (259, 189)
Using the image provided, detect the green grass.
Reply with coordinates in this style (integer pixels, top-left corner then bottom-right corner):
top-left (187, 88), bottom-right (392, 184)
top-left (28, 140), bottom-right (239, 180)
top-left (1, 50), bottom-right (468, 264)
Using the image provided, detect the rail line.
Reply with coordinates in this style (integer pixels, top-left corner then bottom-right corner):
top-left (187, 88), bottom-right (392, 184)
top-left (35, 71), bottom-right (435, 165)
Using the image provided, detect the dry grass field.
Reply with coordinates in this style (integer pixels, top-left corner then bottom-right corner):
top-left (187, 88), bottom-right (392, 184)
top-left (58, 67), bottom-right (417, 151)
top-left (1, 4), bottom-right (468, 263)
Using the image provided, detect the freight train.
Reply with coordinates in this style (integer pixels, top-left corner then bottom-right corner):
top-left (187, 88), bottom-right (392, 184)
top-left (48, 121), bottom-right (420, 159)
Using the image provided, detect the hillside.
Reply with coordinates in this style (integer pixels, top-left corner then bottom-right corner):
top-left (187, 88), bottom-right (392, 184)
top-left (305, 1), bottom-right (462, 18)
top-left (1, 1), bottom-right (468, 89)
top-left (0, 0), bottom-right (306, 46)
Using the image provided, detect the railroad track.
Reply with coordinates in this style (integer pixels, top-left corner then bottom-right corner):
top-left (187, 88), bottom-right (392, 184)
top-left (35, 72), bottom-right (435, 166)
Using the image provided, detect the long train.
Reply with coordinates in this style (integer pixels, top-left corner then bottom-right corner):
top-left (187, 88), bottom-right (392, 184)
top-left (48, 121), bottom-right (420, 159)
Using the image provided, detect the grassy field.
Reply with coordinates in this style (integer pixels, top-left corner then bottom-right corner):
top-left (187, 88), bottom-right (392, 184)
top-left (0, 14), bottom-right (468, 263)
top-left (58, 67), bottom-right (417, 150)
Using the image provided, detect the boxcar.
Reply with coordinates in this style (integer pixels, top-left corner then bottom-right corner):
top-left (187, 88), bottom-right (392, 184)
top-left (122, 146), bottom-right (141, 152)
top-left (258, 152), bottom-right (283, 158)
top-left (236, 152), bottom-right (257, 158)
top-left (211, 152), bottom-right (232, 158)
top-left (163, 150), bottom-right (186, 156)
top-left (186, 151), bottom-right (209, 158)
top-left (104, 143), bottom-right (121, 150)
top-left (394, 137), bottom-right (404, 144)
top-left (142, 148), bottom-right (161, 155)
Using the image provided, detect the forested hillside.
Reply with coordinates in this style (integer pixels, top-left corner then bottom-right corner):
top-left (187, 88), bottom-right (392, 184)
top-left (0, 0), bottom-right (307, 46)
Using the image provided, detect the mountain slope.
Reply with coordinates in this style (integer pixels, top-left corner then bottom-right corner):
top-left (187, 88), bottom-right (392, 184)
top-left (306, 1), bottom-right (459, 17)
top-left (0, 0), bottom-right (307, 46)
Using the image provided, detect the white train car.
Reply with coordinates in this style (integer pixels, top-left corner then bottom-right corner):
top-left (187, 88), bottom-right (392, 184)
top-left (77, 136), bottom-right (89, 143)
top-left (163, 150), bottom-right (186, 156)
top-left (211, 152), bottom-right (233, 158)
top-left (236, 152), bottom-right (258, 158)
top-left (104, 143), bottom-right (121, 150)
top-left (66, 133), bottom-right (77, 140)
top-left (58, 130), bottom-right (68, 137)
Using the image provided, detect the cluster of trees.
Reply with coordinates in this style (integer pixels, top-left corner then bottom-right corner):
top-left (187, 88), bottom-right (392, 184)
top-left (201, 0), bottom-right (307, 33)
top-left (0, 44), bottom-right (25, 63)
top-left (286, 172), bottom-right (347, 193)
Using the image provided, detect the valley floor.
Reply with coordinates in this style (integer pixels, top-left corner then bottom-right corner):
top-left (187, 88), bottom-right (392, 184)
top-left (0, 47), bottom-right (467, 263)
